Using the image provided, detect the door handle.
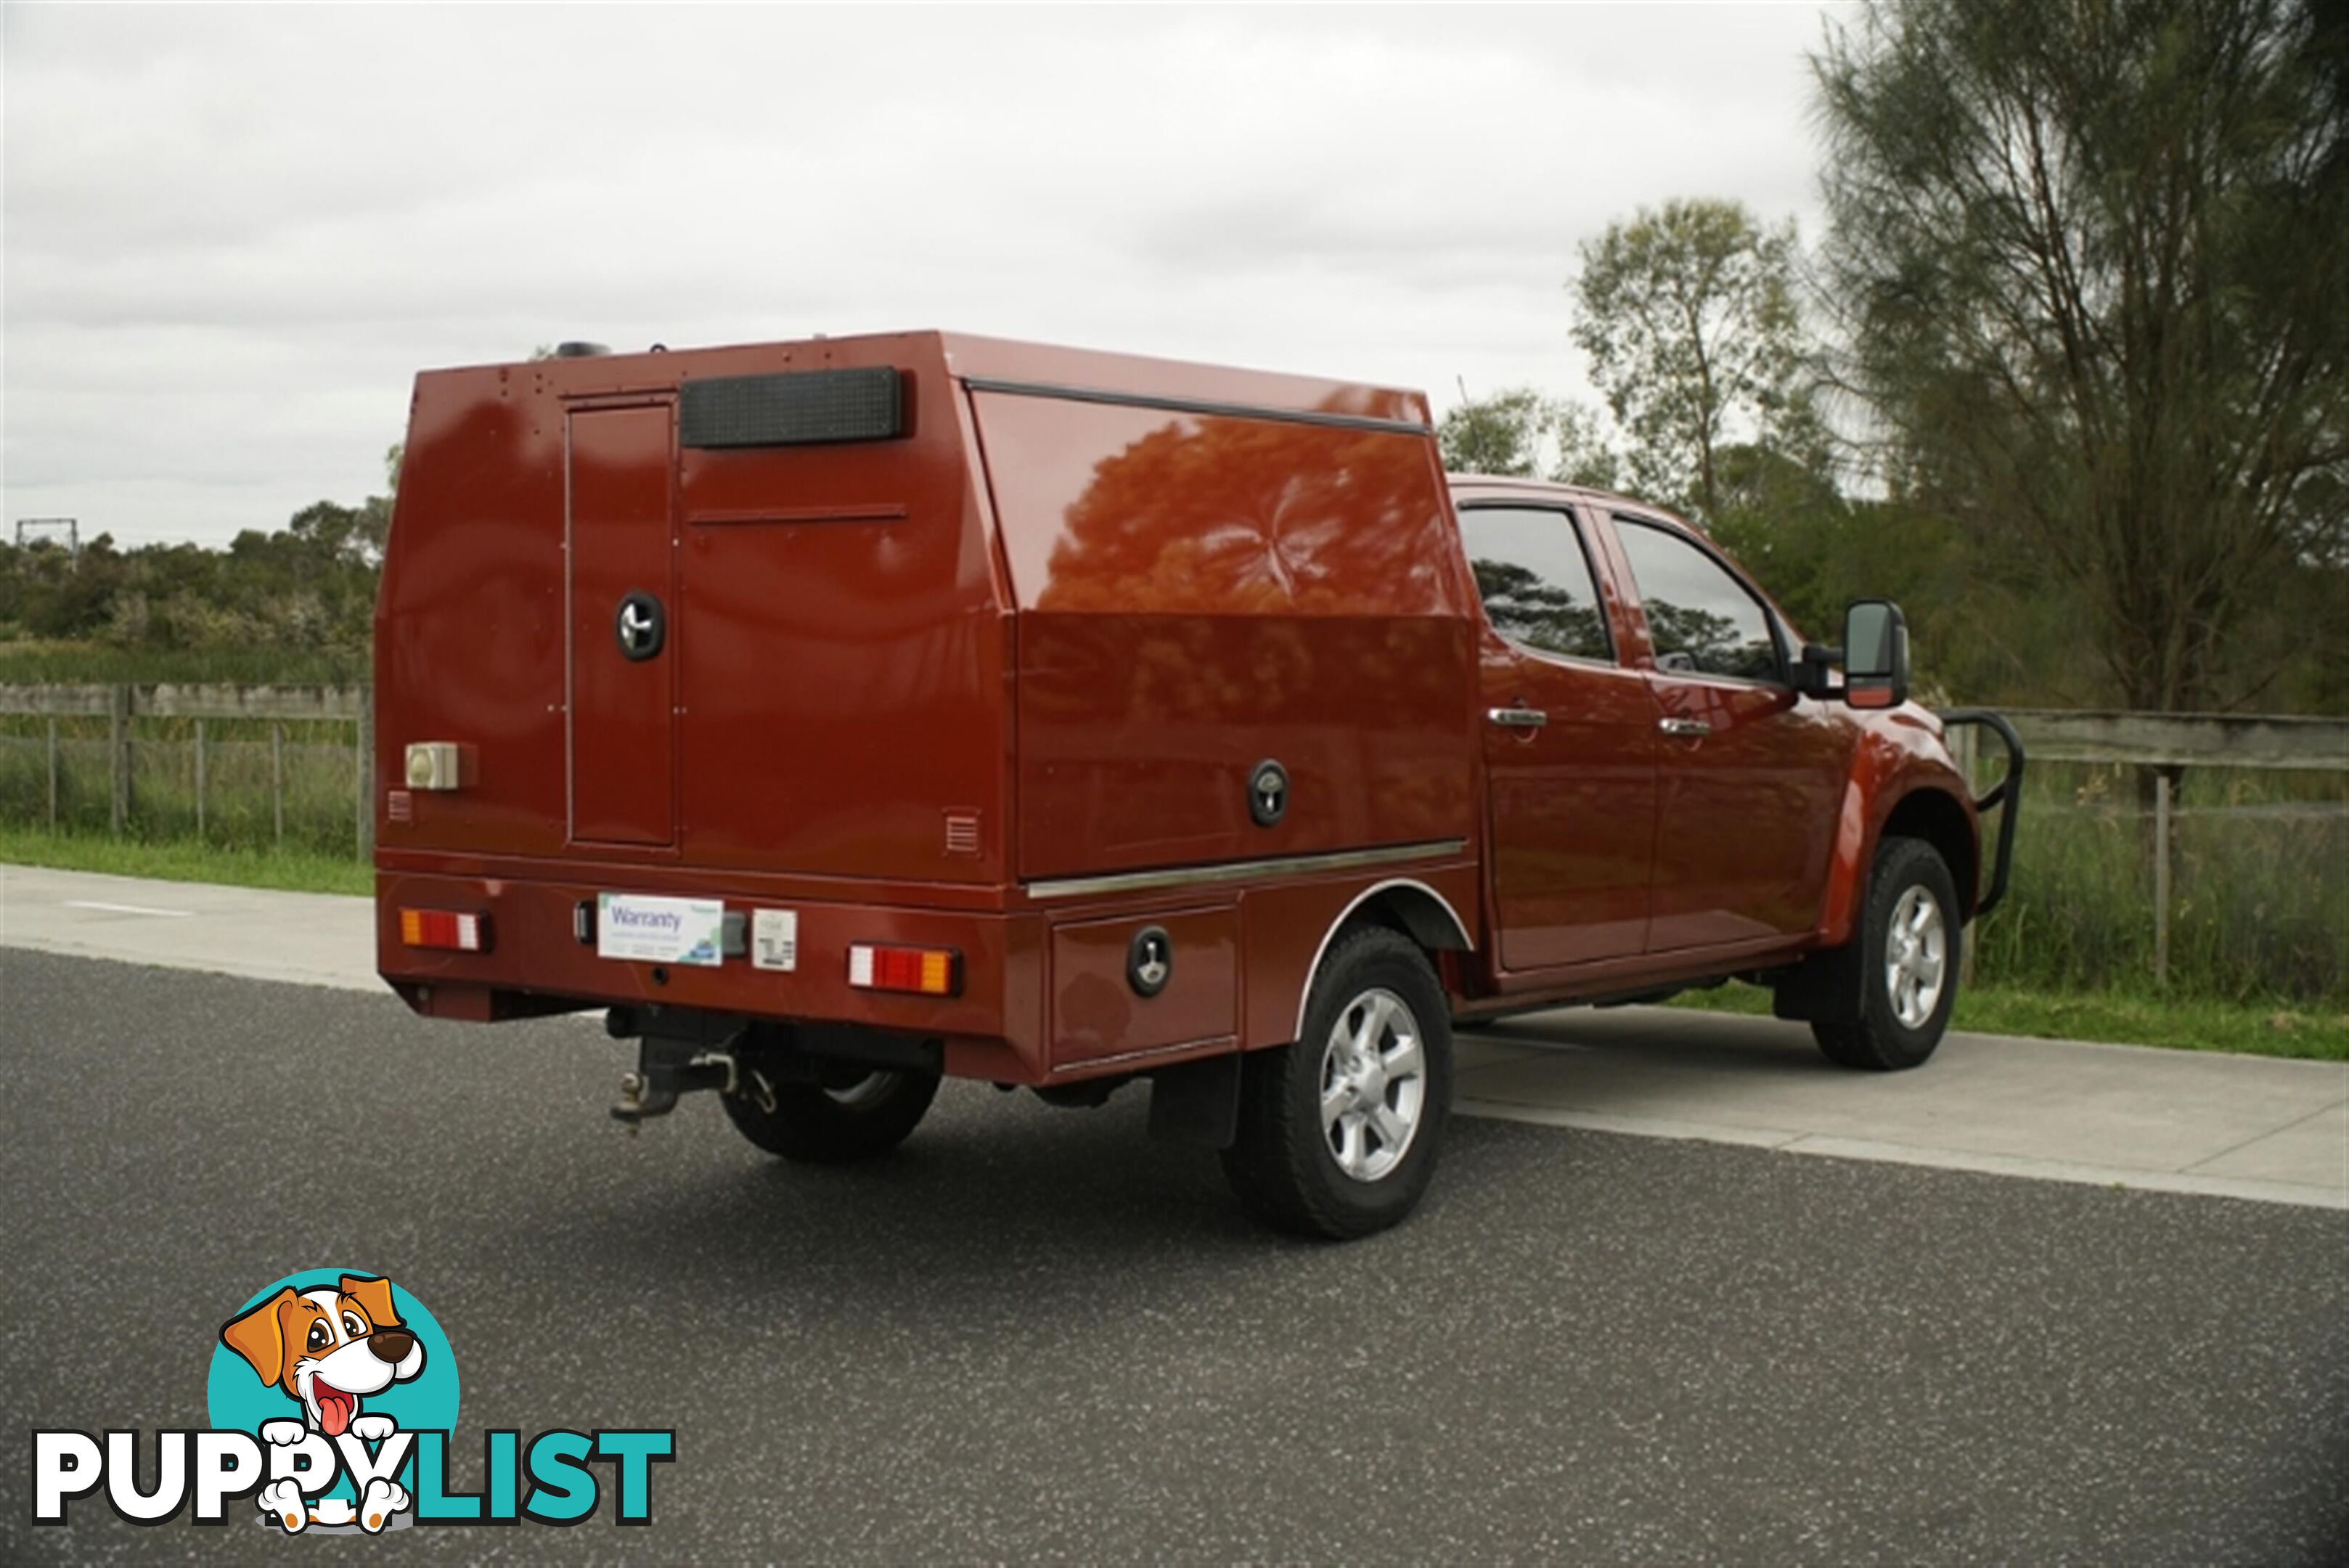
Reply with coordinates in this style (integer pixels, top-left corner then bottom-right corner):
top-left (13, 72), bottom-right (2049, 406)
top-left (1487, 706), bottom-right (1548, 730)
top-left (1659, 717), bottom-right (1712, 738)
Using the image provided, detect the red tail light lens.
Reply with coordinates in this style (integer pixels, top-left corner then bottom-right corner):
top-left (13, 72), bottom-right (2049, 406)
top-left (846, 943), bottom-right (959, 997)
top-left (399, 907), bottom-right (490, 952)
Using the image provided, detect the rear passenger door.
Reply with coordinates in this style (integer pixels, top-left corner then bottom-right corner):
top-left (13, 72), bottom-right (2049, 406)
top-left (1461, 505), bottom-right (1656, 971)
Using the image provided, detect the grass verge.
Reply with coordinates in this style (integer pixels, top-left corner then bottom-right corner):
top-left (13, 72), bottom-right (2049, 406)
top-left (1668, 979), bottom-right (2348, 1062)
top-left (0, 826), bottom-right (369, 897)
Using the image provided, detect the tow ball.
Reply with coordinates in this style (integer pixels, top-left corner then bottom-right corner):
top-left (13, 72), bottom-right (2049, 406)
top-left (606, 1006), bottom-right (752, 1132)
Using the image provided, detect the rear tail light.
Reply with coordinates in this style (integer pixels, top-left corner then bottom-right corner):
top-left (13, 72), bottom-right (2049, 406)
top-left (846, 943), bottom-right (959, 997)
top-left (400, 907), bottom-right (491, 952)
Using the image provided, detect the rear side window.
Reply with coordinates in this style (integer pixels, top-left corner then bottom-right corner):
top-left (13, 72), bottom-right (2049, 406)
top-left (1458, 507), bottom-right (1613, 663)
top-left (1614, 518), bottom-right (1781, 682)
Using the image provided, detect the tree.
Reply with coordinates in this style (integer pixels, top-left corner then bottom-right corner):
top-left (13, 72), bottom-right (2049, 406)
top-left (1550, 401), bottom-right (1628, 492)
top-left (1570, 199), bottom-right (1815, 523)
top-left (1437, 386), bottom-right (1626, 491)
top-left (1812, 0), bottom-right (2349, 714)
top-left (1437, 387), bottom-right (1554, 478)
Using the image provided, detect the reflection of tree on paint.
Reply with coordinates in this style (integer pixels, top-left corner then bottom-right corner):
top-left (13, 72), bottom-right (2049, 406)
top-left (1035, 415), bottom-right (1451, 616)
top-left (1014, 401), bottom-right (1470, 846)
top-left (1471, 559), bottom-right (1609, 661)
top-left (1643, 600), bottom-right (1777, 679)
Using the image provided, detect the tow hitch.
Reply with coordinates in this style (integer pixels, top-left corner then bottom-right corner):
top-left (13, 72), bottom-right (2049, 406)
top-left (606, 1006), bottom-right (744, 1130)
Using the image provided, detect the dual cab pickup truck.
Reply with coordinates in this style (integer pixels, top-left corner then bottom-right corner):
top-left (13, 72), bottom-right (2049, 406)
top-left (375, 331), bottom-right (2020, 1238)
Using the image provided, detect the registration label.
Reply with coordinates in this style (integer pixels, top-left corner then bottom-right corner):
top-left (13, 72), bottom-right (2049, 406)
top-left (597, 893), bottom-right (724, 967)
top-left (750, 909), bottom-right (798, 972)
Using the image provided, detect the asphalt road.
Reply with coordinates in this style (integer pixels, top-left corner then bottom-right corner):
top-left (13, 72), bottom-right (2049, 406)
top-left (4, 949), bottom-right (2345, 1564)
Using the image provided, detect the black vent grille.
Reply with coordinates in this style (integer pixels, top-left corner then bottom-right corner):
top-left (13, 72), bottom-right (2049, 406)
top-left (680, 367), bottom-right (905, 449)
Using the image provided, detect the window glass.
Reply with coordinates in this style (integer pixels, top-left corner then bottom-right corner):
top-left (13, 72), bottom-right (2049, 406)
top-left (1458, 507), bottom-right (1613, 663)
top-left (1614, 518), bottom-right (1781, 682)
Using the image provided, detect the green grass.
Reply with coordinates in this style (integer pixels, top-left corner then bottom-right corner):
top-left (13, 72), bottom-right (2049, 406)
top-left (0, 825), bottom-right (369, 896)
top-left (1668, 979), bottom-right (2349, 1061)
top-left (0, 715), bottom-right (362, 854)
top-left (1970, 774), bottom-right (2348, 1005)
top-left (0, 640), bottom-right (364, 685)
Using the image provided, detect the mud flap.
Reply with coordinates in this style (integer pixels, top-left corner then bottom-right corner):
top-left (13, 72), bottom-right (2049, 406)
top-left (1771, 944), bottom-right (1861, 1023)
top-left (1148, 1053), bottom-right (1242, 1148)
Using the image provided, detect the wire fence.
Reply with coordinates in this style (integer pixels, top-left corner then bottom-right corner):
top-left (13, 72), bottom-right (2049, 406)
top-left (0, 685), bottom-right (370, 857)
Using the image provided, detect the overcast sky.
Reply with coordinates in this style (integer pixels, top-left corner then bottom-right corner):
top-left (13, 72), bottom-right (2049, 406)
top-left (4, 3), bottom-right (1845, 548)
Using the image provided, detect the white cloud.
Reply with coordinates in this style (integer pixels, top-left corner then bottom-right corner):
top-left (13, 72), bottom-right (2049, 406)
top-left (4, 2), bottom-right (1845, 545)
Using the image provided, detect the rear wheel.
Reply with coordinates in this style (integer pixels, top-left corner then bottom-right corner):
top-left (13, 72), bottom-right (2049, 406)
top-left (1810, 836), bottom-right (1961, 1071)
top-left (722, 1053), bottom-right (941, 1163)
top-left (1221, 927), bottom-right (1453, 1239)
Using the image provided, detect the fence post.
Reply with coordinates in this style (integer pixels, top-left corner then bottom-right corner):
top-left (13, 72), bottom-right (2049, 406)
top-left (46, 717), bottom-right (59, 830)
top-left (194, 718), bottom-right (208, 842)
top-left (271, 723), bottom-right (285, 849)
top-left (109, 685), bottom-right (132, 836)
top-left (355, 687), bottom-right (374, 862)
top-left (2152, 772), bottom-right (2173, 988)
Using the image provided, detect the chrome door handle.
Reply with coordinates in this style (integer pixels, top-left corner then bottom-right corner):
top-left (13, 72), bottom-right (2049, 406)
top-left (1659, 717), bottom-right (1712, 738)
top-left (1487, 706), bottom-right (1548, 730)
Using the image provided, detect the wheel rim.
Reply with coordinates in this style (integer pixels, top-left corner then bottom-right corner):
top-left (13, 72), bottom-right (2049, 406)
top-left (824, 1070), bottom-right (901, 1109)
top-left (1884, 886), bottom-right (1948, 1029)
top-left (1318, 987), bottom-right (1427, 1183)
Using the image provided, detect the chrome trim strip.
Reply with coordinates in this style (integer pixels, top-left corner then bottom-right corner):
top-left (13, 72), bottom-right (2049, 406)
top-left (1023, 840), bottom-right (1468, 902)
top-left (1047, 1037), bottom-right (1238, 1076)
top-left (961, 376), bottom-right (1429, 436)
top-left (1293, 878), bottom-right (1474, 1039)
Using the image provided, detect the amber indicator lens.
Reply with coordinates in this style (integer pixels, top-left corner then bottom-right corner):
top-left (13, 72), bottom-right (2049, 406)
top-left (399, 907), bottom-right (490, 952)
top-left (846, 943), bottom-right (960, 997)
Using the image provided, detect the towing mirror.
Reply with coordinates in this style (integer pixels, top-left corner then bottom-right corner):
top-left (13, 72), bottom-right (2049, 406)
top-left (1843, 600), bottom-right (1908, 709)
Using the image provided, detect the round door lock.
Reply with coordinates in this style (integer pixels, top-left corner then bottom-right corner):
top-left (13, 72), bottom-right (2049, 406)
top-left (1127, 926), bottom-right (1172, 998)
top-left (1248, 759), bottom-right (1288, 828)
top-left (614, 592), bottom-right (666, 661)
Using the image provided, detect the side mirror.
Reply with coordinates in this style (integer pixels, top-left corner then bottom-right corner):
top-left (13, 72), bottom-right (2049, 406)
top-left (1843, 600), bottom-right (1908, 709)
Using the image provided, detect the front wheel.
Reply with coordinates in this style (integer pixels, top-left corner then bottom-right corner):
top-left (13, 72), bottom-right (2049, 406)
top-left (722, 1054), bottom-right (941, 1163)
top-left (1810, 835), bottom-right (1961, 1071)
top-left (1220, 927), bottom-right (1453, 1239)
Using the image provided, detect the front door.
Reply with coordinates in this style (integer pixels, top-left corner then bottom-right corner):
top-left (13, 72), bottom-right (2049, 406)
top-left (568, 404), bottom-right (677, 847)
top-left (1463, 505), bottom-right (1657, 971)
top-left (1608, 515), bottom-right (1851, 950)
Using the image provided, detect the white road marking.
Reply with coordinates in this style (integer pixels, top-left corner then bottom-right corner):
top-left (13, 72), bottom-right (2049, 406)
top-left (62, 899), bottom-right (196, 918)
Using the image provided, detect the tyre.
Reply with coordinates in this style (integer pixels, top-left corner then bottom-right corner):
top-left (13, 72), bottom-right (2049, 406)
top-left (1810, 835), bottom-right (1961, 1071)
top-left (1221, 926), bottom-right (1453, 1239)
top-left (722, 1050), bottom-right (941, 1164)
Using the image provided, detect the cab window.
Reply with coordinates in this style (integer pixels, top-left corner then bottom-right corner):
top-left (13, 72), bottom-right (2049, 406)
top-left (1614, 518), bottom-right (1781, 682)
top-left (1458, 507), bottom-right (1614, 663)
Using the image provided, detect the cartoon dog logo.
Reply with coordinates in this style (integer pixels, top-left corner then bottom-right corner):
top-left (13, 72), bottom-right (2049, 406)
top-left (219, 1273), bottom-right (423, 1532)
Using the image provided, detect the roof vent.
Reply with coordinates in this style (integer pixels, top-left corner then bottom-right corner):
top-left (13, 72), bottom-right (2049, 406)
top-left (554, 340), bottom-right (610, 359)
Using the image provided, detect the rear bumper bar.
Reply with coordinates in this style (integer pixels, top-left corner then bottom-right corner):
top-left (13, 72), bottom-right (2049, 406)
top-left (375, 870), bottom-right (1043, 1081)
